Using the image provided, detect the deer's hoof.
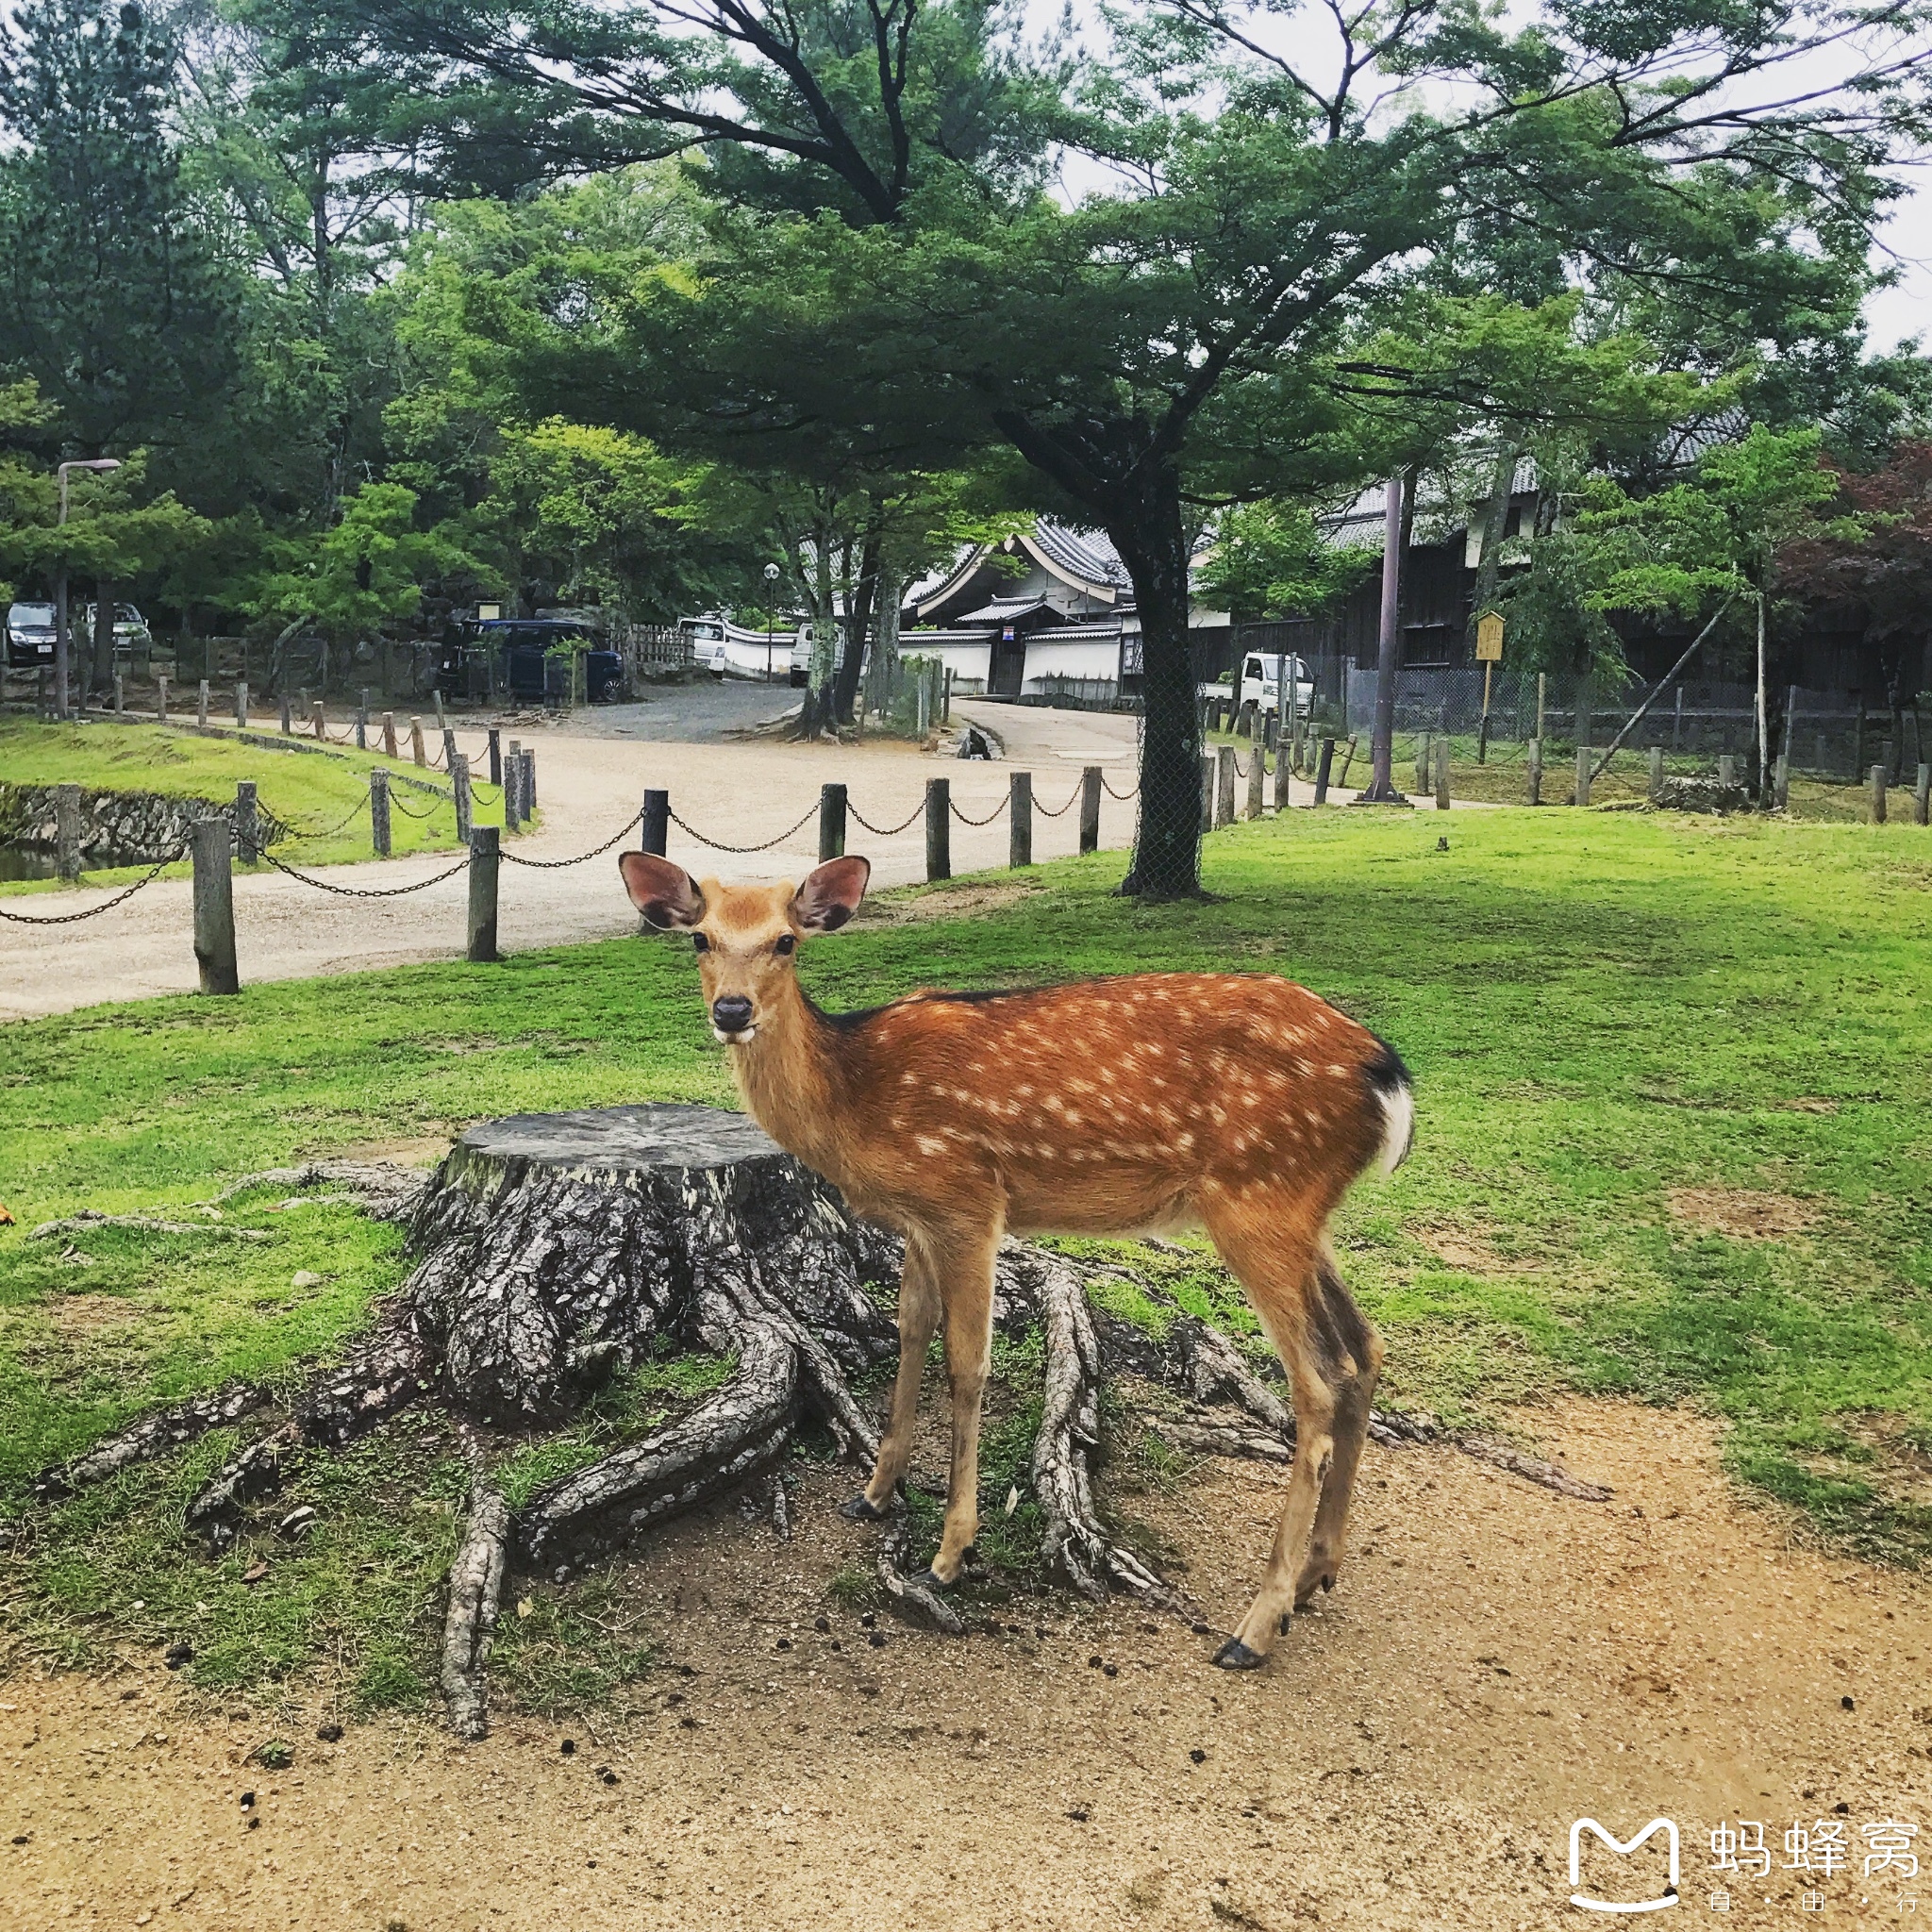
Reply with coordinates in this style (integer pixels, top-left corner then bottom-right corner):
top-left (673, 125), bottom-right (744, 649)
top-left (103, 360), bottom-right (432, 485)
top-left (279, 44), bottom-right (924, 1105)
top-left (840, 1493), bottom-right (886, 1523)
top-left (908, 1567), bottom-right (955, 1592)
top-left (1211, 1637), bottom-right (1267, 1672)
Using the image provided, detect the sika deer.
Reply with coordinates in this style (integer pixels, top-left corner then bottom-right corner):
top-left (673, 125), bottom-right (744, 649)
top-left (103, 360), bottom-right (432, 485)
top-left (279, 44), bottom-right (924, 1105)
top-left (619, 849), bottom-right (1413, 1668)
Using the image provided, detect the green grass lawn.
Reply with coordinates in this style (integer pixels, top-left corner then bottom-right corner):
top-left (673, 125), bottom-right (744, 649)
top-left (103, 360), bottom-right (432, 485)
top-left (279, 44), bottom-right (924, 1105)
top-left (2, 805), bottom-right (1927, 1711)
top-left (0, 717), bottom-right (505, 891)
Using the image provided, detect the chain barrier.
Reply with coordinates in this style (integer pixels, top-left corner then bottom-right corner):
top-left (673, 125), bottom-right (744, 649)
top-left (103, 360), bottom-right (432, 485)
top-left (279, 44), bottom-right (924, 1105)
top-left (277, 791), bottom-right (371, 842)
top-left (388, 792), bottom-right (446, 821)
top-left (470, 782), bottom-right (504, 804)
top-left (261, 851), bottom-right (471, 897)
top-left (0, 843), bottom-right (191, 924)
top-left (1101, 773), bottom-right (1139, 801)
top-left (1033, 781), bottom-right (1084, 819)
top-left (667, 802), bottom-right (819, 855)
top-left (500, 808), bottom-right (645, 868)
top-left (949, 795), bottom-right (1009, 827)
top-left (847, 800), bottom-right (925, 837)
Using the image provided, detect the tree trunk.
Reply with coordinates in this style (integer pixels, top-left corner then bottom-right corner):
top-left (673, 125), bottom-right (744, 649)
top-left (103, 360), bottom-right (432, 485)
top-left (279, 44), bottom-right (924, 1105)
top-left (90, 583), bottom-right (116, 694)
top-left (1108, 463), bottom-right (1202, 898)
top-left (1464, 444), bottom-right (1519, 654)
top-left (834, 514), bottom-right (881, 725)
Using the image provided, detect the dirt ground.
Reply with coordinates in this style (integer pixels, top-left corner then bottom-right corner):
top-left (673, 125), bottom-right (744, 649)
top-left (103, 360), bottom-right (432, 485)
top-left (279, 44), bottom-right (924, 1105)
top-left (5, 1399), bottom-right (1926, 1930)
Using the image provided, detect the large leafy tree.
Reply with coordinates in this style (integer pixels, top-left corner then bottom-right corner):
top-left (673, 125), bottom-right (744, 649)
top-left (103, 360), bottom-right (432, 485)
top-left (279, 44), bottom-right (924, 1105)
top-left (0, 0), bottom-right (242, 458)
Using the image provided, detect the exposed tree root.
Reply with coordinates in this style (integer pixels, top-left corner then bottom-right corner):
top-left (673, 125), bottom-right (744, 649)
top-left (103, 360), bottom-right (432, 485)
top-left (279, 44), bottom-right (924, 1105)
top-left (28, 1213), bottom-right (268, 1242)
top-left (213, 1160), bottom-right (428, 1222)
top-left (25, 1105), bottom-right (1613, 1740)
top-left (1456, 1434), bottom-right (1614, 1502)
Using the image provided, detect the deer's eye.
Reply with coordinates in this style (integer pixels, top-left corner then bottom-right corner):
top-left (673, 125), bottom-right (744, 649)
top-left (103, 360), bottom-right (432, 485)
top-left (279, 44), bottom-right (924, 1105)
top-left (691, 933), bottom-right (709, 953)
top-left (774, 934), bottom-right (796, 957)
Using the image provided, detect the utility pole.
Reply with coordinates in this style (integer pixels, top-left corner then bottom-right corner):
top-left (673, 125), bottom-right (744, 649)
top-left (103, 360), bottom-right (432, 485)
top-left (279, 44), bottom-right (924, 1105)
top-left (1357, 475), bottom-right (1409, 804)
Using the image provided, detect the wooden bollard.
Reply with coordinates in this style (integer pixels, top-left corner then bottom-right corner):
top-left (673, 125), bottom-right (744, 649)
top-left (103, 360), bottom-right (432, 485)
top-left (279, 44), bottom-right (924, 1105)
top-left (355, 693), bottom-right (369, 751)
top-left (382, 710), bottom-right (397, 758)
top-left (1200, 754), bottom-right (1215, 830)
top-left (55, 783), bottom-right (81, 882)
top-left (1718, 753), bottom-right (1736, 789)
top-left (1009, 771), bottom-right (1033, 867)
top-left (1774, 753), bottom-right (1790, 811)
top-left (192, 818), bottom-right (239, 995)
top-left (410, 717), bottom-right (425, 767)
top-left (1314, 737), bottom-right (1336, 806)
top-left (452, 753), bottom-right (473, 841)
top-left (466, 825), bottom-right (500, 963)
top-left (504, 740), bottom-right (523, 831)
top-left (279, 694), bottom-right (292, 735)
top-left (371, 768), bottom-right (391, 858)
top-left (1916, 762), bottom-right (1930, 827)
top-left (197, 679), bottom-right (210, 729)
top-left (312, 699), bottom-right (326, 741)
top-left (818, 783), bottom-right (847, 861)
top-left (1274, 732), bottom-right (1291, 811)
top-left (1434, 737), bottom-right (1450, 810)
top-left (1246, 746), bottom-right (1266, 820)
top-left (924, 777), bottom-right (951, 882)
top-left (156, 675), bottom-right (169, 722)
top-left (641, 789), bottom-right (668, 858)
top-left (1574, 745), bottom-right (1592, 807)
top-left (1528, 740), bottom-right (1542, 806)
top-left (441, 726), bottom-right (458, 774)
top-left (234, 780), bottom-right (258, 866)
top-left (1870, 764), bottom-right (1888, 824)
top-left (1415, 732), bottom-right (1430, 796)
top-left (236, 681), bottom-right (249, 729)
top-left (1215, 745), bottom-right (1236, 827)
top-left (433, 689), bottom-right (446, 732)
top-left (488, 727), bottom-right (502, 787)
top-left (112, 673), bottom-right (124, 716)
top-left (1079, 765), bottom-right (1102, 853)
top-left (523, 748), bottom-right (537, 812)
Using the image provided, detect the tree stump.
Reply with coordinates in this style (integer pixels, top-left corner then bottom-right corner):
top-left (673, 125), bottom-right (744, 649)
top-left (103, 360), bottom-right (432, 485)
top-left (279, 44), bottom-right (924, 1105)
top-left (37, 1106), bottom-right (1607, 1740)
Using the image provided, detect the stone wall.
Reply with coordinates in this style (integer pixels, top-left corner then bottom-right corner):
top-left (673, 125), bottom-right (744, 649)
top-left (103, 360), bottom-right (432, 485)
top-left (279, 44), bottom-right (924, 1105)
top-left (0, 783), bottom-right (284, 859)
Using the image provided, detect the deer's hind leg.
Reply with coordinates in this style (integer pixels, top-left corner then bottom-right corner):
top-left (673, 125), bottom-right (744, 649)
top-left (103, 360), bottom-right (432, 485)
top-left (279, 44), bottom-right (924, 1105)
top-left (844, 1231), bottom-right (941, 1521)
top-left (1200, 1201), bottom-right (1378, 1669)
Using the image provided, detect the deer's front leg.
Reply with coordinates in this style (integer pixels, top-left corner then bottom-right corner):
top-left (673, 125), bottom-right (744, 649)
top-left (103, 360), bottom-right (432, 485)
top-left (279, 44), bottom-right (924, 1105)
top-left (921, 1219), bottom-right (1001, 1587)
top-left (843, 1234), bottom-right (940, 1521)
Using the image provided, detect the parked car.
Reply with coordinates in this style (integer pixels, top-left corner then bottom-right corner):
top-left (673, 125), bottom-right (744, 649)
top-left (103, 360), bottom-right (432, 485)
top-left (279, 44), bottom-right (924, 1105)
top-left (434, 617), bottom-right (619, 704)
top-left (1200, 652), bottom-right (1316, 719)
top-left (6, 600), bottom-right (57, 668)
top-left (682, 613), bottom-right (809, 680)
top-left (81, 602), bottom-right (155, 653)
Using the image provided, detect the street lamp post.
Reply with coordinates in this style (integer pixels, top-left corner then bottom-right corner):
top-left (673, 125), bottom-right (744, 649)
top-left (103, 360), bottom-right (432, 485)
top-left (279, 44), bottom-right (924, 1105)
top-left (54, 458), bottom-right (123, 721)
top-left (763, 562), bottom-right (780, 682)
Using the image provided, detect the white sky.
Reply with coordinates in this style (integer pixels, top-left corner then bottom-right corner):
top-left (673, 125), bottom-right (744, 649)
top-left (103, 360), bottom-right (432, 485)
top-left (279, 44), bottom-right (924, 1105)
top-left (1039, 0), bottom-right (1929, 358)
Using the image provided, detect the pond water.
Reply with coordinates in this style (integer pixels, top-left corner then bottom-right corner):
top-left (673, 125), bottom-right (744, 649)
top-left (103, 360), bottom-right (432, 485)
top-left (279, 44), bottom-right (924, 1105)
top-left (0, 842), bottom-right (159, 882)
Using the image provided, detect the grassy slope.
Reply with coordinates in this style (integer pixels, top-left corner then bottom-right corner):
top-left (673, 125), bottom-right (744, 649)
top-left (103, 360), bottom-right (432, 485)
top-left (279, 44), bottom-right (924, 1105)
top-left (0, 717), bottom-right (503, 889)
top-left (1, 806), bottom-right (1927, 1706)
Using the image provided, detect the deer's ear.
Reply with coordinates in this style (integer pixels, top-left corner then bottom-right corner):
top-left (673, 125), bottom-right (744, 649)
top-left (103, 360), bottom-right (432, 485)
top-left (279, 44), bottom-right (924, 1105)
top-left (793, 856), bottom-right (870, 933)
top-left (620, 851), bottom-right (705, 929)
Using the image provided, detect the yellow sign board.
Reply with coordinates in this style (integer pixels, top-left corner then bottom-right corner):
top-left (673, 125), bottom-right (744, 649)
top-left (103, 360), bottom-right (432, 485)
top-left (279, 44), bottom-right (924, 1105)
top-left (1475, 610), bottom-right (1505, 662)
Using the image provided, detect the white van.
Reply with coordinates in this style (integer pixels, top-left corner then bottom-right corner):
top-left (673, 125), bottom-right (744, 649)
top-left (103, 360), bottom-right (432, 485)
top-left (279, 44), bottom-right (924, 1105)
top-left (1236, 651), bottom-right (1314, 718)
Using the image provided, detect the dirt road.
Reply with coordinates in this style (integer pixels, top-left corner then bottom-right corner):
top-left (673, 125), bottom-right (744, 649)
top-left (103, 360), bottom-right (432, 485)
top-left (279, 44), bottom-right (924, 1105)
top-left (0, 697), bottom-right (1147, 1021)
top-left (4, 1399), bottom-right (1925, 1930)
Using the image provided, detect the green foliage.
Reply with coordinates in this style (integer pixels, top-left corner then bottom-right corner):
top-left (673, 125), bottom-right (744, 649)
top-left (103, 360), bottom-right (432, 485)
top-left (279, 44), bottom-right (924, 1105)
top-left (1198, 501), bottom-right (1375, 625)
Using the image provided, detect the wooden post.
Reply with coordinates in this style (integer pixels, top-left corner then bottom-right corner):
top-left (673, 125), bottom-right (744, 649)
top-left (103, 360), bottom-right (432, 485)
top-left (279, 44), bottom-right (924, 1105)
top-left (1009, 771), bottom-right (1033, 867)
top-left (1314, 737), bottom-right (1336, 806)
top-left (1915, 762), bottom-right (1930, 827)
top-left (197, 679), bottom-right (210, 729)
top-left (1528, 739), bottom-right (1542, 806)
top-left (1648, 746), bottom-right (1664, 803)
top-left (524, 749), bottom-right (536, 812)
top-left (1200, 754), bottom-right (1215, 830)
top-left (433, 689), bottom-right (446, 733)
top-left (488, 727), bottom-right (502, 787)
top-left (1262, 711), bottom-right (1277, 753)
top-left (312, 698), bottom-right (326, 741)
top-left (1574, 745), bottom-right (1592, 807)
top-left (1718, 754), bottom-right (1736, 790)
top-left (452, 754), bottom-right (473, 842)
top-left (641, 789), bottom-right (668, 858)
top-left (1536, 673), bottom-right (1546, 745)
top-left (156, 675), bottom-right (168, 722)
top-left (1079, 765), bottom-right (1103, 852)
top-left (234, 780), bottom-right (258, 866)
top-left (382, 710), bottom-right (398, 758)
top-left (442, 726), bottom-right (458, 774)
top-left (1673, 687), bottom-right (1684, 752)
top-left (279, 694), bottom-right (291, 735)
top-left (113, 673), bottom-right (124, 717)
top-left (236, 681), bottom-right (248, 729)
top-left (1273, 730), bottom-right (1291, 811)
top-left (192, 818), bottom-right (240, 995)
top-left (1246, 745), bottom-right (1266, 820)
top-left (924, 777), bottom-right (951, 882)
top-left (1215, 745), bottom-right (1236, 827)
top-left (55, 783), bottom-right (81, 882)
top-left (1870, 764), bottom-right (1887, 824)
top-left (371, 768), bottom-right (392, 858)
top-left (1433, 737), bottom-right (1450, 809)
top-left (819, 783), bottom-right (847, 861)
top-left (504, 741), bottom-right (524, 832)
top-left (467, 825), bottom-right (500, 963)
top-left (1414, 731), bottom-right (1430, 796)
top-left (410, 717), bottom-right (426, 767)
top-left (356, 691), bottom-right (370, 751)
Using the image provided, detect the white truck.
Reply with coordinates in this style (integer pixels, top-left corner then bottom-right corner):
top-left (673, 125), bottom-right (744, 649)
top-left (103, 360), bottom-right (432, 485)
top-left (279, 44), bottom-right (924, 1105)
top-left (1201, 651), bottom-right (1316, 719)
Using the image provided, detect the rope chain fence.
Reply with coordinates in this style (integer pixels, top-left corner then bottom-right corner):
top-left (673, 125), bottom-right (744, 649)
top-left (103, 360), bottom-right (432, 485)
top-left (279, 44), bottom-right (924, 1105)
top-left (261, 852), bottom-right (473, 897)
top-left (846, 800), bottom-right (926, 838)
top-left (667, 802), bottom-right (819, 855)
top-left (500, 809), bottom-right (645, 868)
top-left (949, 794), bottom-right (1009, 827)
top-left (0, 842), bottom-right (192, 924)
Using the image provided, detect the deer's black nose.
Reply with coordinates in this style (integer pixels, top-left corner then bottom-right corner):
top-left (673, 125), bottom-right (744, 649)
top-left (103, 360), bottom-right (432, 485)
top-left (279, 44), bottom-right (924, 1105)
top-left (711, 995), bottom-right (754, 1034)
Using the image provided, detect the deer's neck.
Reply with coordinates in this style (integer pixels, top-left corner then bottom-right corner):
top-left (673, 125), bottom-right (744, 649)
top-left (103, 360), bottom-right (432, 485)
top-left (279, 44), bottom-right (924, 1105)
top-left (730, 979), bottom-right (856, 1179)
